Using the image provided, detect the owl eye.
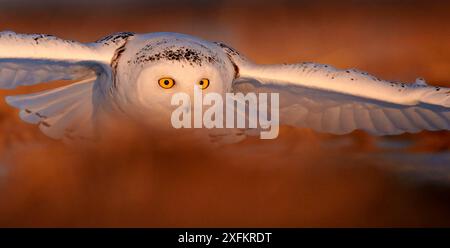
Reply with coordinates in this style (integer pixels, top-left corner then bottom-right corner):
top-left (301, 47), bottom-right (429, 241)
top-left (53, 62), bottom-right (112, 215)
top-left (158, 78), bottom-right (175, 89)
top-left (197, 78), bottom-right (210, 90)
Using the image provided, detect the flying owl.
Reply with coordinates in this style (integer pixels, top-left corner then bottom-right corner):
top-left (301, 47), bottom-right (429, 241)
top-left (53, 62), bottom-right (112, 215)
top-left (0, 31), bottom-right (449, 142)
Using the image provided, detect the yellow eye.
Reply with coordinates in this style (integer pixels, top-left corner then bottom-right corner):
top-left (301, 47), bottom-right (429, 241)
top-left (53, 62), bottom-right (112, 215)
top-left (158, 78), bottom-right (175, 89)
top-left (197, 78), bottom-right (210, 90)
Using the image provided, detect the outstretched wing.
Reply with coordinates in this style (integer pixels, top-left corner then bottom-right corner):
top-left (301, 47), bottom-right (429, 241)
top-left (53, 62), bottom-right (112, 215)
top-left (0, 31), bottom-right (134, 141)
top-left (0, 31), bottom-right (133, 88)
top-left (0, 59), bottom-right (96, 89)
top-left (6, 75), bottom-right (97, 141)
top-left (225, 46), bottom-right (450, 135)
top-left (0, 31), bottom-right (118, 63)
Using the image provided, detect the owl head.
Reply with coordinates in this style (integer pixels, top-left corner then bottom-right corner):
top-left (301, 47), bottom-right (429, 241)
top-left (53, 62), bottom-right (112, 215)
top-left (111, 33), bottom-right (237, 123)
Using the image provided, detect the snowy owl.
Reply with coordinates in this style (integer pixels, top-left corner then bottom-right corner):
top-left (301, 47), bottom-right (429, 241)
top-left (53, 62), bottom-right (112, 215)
top-left (0, 31), bottom-right (449, 142)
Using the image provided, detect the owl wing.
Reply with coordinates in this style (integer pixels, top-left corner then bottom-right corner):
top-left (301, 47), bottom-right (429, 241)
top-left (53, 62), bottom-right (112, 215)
top-left (223, 45), bottom-right (450, 135)
top-left (0, 31), bottom-right (134, 141)
top-left (0, 58), bottom-right (97, 89)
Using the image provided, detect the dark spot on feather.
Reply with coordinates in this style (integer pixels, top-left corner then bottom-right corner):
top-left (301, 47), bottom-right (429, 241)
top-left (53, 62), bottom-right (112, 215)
top-left (32, 34), bottom-right (55, 44)
top-left (213, 42), bottom-right (240, 56)
top-left (40, 121), bottom-right (51, 127)
top-left (230, 59), bottom-right (240, 79)
top-left (134, 45), bottom-right (219, 67)
top-left (96, 32), bottom-right (135, 46)
top-left (110, 35), bottom-right (133, 89)
top-left (35, 112), bottom-right (47, 119)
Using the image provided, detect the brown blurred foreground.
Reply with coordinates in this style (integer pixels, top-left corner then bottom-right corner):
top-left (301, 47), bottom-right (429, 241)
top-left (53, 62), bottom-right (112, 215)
top-left (0, 122), bottom-right (449, 227)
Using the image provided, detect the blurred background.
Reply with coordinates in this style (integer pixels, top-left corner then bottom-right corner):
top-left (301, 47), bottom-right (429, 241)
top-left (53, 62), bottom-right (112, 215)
top-left (0, 0), bottom-right (450, 227)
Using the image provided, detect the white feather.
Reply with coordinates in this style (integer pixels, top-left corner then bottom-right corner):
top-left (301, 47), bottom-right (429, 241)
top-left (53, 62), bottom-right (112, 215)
top-left (0, 31), bottom-right (120, 63)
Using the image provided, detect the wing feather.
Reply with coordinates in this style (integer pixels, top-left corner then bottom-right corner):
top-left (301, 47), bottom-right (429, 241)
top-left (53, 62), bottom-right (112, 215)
top-left (238, 62), bottom-right (450, 108)
top-left (339, 106), bottom-right (356, 133)
top-left (0, 31), bottom-right (117, 63)
top-left (233, 78), bottom-right (450, 135)
top-left (226, 48), bottom-right (450, 135)
top-left (0, 59), bottom-right (95, 89)
top-left (0, 31), bottom-right (133, 141)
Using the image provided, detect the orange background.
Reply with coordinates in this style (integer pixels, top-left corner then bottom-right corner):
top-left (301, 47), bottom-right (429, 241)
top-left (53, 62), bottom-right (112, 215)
top-left (0, 0), bottom-right (449, 227)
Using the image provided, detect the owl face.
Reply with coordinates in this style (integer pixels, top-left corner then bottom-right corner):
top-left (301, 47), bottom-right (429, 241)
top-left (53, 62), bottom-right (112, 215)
top-left (113, 34), bottom-right (236, 124)
top-left (137, 60), bottom-right (228, 102)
